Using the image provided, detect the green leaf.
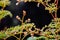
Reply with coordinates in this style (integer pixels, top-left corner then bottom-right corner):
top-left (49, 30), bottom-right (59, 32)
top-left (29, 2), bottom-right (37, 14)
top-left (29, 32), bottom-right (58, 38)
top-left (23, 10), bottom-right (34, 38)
top-left (0, 10), bottom-right (12, 20)
top-left (0, 0), bottom-right (10, 7)
top-left (0, 32), bottom-right (7, 39)
top-left (37, 36), bottom-right (48, 40)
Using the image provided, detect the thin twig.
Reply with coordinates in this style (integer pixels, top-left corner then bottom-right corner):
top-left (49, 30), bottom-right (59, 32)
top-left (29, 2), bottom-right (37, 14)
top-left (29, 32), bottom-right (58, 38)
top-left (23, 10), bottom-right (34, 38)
top-left (54, 0), bottom-right (58, 18)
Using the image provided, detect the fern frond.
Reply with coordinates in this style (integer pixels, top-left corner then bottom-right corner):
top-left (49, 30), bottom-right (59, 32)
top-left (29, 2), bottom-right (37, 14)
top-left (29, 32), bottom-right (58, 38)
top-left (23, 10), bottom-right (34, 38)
top-left (0, 10), bottom-right (12, 20)
top-left (0, 0), bottom-right (10, 7)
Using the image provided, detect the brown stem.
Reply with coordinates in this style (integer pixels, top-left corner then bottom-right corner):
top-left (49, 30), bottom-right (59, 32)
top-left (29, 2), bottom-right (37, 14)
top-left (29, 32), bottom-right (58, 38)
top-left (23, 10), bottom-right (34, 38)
top-left (55, 12), bottom-right (57, 18)
top-left (20, 33), bottom-right (21, 40)
top-left (54, 0), bottom-right (58, 18)
top-left (21, 10), bottom-right (26, 24)
top-left (3, 38), bottom-right (6, 40)
top-left (43, 1), bottom-right (55, 19)
top-left (21, 15), bottom-right (25, 25)
top-left (50, 13), bottom-right (55, 19)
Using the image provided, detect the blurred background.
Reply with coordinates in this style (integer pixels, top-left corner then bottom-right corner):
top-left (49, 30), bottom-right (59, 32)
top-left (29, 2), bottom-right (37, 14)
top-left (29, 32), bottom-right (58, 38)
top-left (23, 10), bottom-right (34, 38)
top-left (0, 0), bottom-right (60, 30)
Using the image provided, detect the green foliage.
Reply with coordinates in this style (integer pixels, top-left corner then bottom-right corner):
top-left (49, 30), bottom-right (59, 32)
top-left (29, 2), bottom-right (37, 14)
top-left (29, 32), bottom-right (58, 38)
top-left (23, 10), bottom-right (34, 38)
top-left (45, 3), bottom-right (57, 13)
top-left (0, 0), bottom-right (10, 7)
top-left (0, 0), bottom-right (12, 20)
top-left (0, 10), bottom-right (12, 20)
top-left (36, 36), bottom-right (48, 40)
top-left (48, 18), bottom-right (60, 28)
top-left (0, 23), bottom-right (35, 39)
top-left (0, 31), bottom-right (7, 39)
top-left (0, 0), bottom-right (59, 40)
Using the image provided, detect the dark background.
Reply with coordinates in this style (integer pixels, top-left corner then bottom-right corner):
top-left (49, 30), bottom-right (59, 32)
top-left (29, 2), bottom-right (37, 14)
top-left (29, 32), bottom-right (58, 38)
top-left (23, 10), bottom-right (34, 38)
top-left (0, 0), bottom-right (60, 30)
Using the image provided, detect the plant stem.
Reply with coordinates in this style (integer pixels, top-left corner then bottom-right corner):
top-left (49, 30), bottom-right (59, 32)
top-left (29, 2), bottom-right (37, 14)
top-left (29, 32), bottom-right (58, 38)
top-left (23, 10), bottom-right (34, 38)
top-left (54, 0), bottom-right (58, 18)
top-left (50, 13), bottom-right (55, 19)
top-left (3, 38), bottom-right (6, 40)
top-left (22, 33), bottom-right (30, 40)
top-left (22, 16), bottom-right (24, 25)
top-left (20, 33), bottom-right (21, 40)
top-left (2, 2), bottom-right (5, 11)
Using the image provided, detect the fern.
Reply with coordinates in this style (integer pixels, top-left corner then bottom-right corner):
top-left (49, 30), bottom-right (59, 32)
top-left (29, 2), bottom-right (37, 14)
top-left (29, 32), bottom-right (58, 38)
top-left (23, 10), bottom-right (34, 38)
top-left (0, 0), bottom-right (12, 20)
top-left (0, 10), bottom-right (12, 20)
top-left (0, 0), bottom-right (10, 7)
top-left (0, 31), bottom-right (7, 39)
